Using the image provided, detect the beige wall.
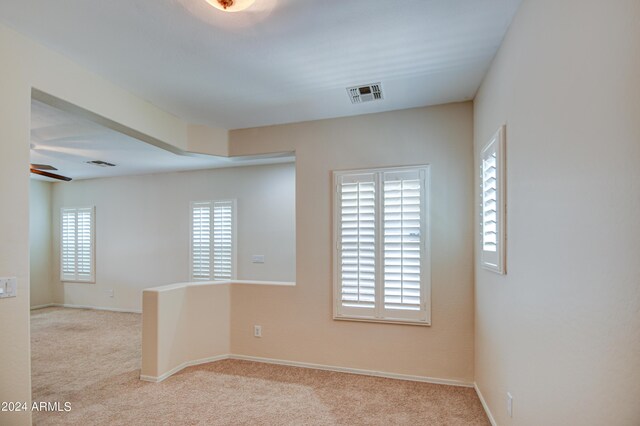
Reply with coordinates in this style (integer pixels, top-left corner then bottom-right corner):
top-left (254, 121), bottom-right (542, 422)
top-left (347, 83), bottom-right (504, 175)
top-left (29, 180), bottom-right (53, 308)
top-left (51, 163), bottom-right (295, 311)
top-left (473, 0), bottom-right (640, 425)
top-left (229, 103), bottom-right (475, 382)
top-left (0, 22), bottom-right (191, 425)
top-left (141, 283), bottom-right (230, 379)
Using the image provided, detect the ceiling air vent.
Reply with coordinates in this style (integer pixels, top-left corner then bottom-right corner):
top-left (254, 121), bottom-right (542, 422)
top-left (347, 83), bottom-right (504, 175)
top-left (87, 160), bottom-right (116, 167)
top-left (347, 83), bottom-right (383, 104)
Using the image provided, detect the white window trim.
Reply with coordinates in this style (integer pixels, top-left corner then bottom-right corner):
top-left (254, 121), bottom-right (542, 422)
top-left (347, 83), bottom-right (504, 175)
top-left (480, 125), bottom-right (506, 274)
top-left (189, 199), bottom-right (237, 282)
top-left (60, 206), bottom-right (96, 283)
top-left (332, 165), bottom-right (432, 326)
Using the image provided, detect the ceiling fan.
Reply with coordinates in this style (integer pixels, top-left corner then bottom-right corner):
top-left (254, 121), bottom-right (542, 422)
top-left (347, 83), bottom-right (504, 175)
top-left (30, 164), bottom-right (72, 182)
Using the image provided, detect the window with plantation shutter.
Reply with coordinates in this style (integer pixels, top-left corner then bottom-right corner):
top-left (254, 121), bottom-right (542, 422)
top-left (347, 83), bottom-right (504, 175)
top-left (334, 166), bottom-right (431, 325)
top-left (213, 201), bottom-right (234, 280)
top-left (339, 173), bottom-right (377, 315)
top-left (190, 200), bottom-right (236, 281)
top-left (61, 207), bottom-right (95, 282)
top-left (480, 126), bottom-right (506, 274)
top-left (191, 202), bottom-right (212, 280)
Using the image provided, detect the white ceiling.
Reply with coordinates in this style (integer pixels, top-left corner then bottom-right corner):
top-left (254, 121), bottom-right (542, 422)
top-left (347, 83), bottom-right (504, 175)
top-left (30, 100), bottom-right (293, 182)
top-left (0, 0), bottom-right (521, 130)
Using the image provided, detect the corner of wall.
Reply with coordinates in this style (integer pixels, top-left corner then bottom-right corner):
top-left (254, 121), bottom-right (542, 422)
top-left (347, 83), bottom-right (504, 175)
top-left (187, 124), bottom-right (229, 157)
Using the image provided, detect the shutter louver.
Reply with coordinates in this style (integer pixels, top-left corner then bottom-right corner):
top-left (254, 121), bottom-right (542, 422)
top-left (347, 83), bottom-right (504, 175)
top-left (191, 202), bottom-right (212, 280)
top-left (480, 125), bottom-right (506, 274)
top-left (62, 210), bottom-right (77, 276)
top-left (339, 176), bottom-right (376, 309)
top-left (482, 152), bottom-right (498, 252)
top-left (213, 201), bottom-right (233, 280)
top-left (334, 166), bottom-right (430, 324)
top-left (61, 207), bottom-right (94, 282)
top-left (191, 200), bottom-right (235, 281)
top-left (76, 208), bottom-right (93, 279)
top-left (383, 172), bottom-right (422, 311)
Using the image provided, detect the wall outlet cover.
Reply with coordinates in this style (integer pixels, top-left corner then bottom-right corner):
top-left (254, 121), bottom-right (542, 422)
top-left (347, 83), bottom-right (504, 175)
top-left (0, 277), bottom-right (17, 299)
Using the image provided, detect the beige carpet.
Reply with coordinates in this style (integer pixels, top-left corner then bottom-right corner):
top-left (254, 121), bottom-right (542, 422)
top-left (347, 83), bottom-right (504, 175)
top-left (31, 307), bottom-right (489, 425)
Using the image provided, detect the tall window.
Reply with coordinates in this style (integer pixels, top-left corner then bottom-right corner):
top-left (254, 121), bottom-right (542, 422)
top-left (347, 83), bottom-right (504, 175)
top-left (333, 166), bottom-right (431, 325)
top-left (190, 200), bottom-right (236, 281)
top-left (61, 207), bottom-right (95, 282)
top-left (480, 126), bottom-right (506, 274)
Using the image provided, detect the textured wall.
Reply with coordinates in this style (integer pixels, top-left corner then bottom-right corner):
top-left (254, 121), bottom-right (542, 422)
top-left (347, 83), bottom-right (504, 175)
top-left (0, 21), bottom-right (189, 425)
top-left (51, 163), bottom-right (295, 311)
top-left (229, 103), bottom-right (476, 382)
top-left (29, 180), bottom-right (53, 308)
top-left (474, 0), bottom-right (640, 424)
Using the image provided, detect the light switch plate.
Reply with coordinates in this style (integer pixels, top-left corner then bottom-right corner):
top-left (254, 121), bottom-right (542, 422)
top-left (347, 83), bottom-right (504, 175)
top-left (0, 277), bottom-right (17, 299)
top-left (252, 255), bottom-right (265, 264)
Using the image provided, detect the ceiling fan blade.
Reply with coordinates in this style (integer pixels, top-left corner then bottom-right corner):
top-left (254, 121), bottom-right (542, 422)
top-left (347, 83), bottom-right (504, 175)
top-left (30, 168), bottom-right (72, 182)
top-left (30, 163), bottom-right (58, 171)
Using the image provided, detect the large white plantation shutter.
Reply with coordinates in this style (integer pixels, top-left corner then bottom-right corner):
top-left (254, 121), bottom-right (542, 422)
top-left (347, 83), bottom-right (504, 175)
top-left (383, 170), bottom-right (424, 314)
top-left (338, 173), bottom-right (376, 315)
top-left (191, 202), bottom-right (212, 280)
top-left (191, 200), bottom-right (235, 281)
top-left (480, 126), bottom-right (506, 274)
top-left (213, 201), bottom-right (234, 280)
top-left (61, 207), bottom-right (95, 282)
top-left (334, 166), bottom-right (430, 324)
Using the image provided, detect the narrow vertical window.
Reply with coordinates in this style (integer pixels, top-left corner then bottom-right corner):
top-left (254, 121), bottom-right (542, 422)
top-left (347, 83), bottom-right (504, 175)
top-left (480, 125), bottom-right (506, 273)
top-left (61, 207), bottom-right (95, 282)
top-left (191, 202), bottom-right (212, 280)
top-left (383, 170), bottom-right (424, 314)
top-left (334, 166), bottom-right (430, 324)
top-left (191, 200), bottom-right (236, 281)
top-left (339, 173), bottom-right (376, 315)
top-left (213, 201), bottom-right (234, 280)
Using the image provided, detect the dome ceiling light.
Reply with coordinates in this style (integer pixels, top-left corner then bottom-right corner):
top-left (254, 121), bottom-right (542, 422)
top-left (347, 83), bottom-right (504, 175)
top-left (205, 0), bottom-right (256, 12)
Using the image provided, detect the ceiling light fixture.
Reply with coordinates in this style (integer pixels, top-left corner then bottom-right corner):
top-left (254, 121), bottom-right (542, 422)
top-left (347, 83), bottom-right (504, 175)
top-left (205, 0), bottom-right (256, 12)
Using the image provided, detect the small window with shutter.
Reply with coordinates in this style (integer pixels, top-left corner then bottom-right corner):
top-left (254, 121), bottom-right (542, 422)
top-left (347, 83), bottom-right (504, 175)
top-left (480, 126), bottom-right (506, 274)
top-left (61, 206), bottom-right (95, 282)
top-left (333, 166), bottom-right (431, 325)
top-left (190, 200), bottom-right (236, 281)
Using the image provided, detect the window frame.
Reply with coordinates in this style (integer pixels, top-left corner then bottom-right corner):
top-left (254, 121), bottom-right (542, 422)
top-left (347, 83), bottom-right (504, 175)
top-left (332, 165), bottom-right (431, 326)
top-left (60, 206), bottom-right (96, 283)
top-left (189, 199), bottom-right (237, 282)
top-left (480, 125), bottom-right (506, 274)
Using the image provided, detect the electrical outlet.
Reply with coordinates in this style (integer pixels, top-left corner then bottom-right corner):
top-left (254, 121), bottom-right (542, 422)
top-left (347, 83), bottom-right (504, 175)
top-left (105, 289), bottom-right (114, 298)
top-left (254, 325), bottom-right (262, 338)
top-left (507, 392), bottom-right (513, 417)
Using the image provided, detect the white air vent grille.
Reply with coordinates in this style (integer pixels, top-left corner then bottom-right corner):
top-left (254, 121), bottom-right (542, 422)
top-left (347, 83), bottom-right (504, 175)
top-left (347, 83), bottom-right (383, 104)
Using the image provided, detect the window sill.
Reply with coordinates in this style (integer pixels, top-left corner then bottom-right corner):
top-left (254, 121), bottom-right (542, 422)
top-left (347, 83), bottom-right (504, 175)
top-left (145, 280), bottom-right (295, 293)
top-left (333, 315), bottom-right (431, 327)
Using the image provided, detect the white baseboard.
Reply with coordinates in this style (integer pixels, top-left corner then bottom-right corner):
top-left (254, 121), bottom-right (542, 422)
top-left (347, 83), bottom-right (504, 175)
top-left (31, 303), bottom-right (141, 314)
top-left (474, 382), bottom-right (497, 426)
top-left (140, 355), bottom-right (230, 382)
top-left (31, 303), bottom-right (56, 310)
top-left (231, 355), bottom-right (473, 387)
top-left (141, 353), bottom-right (473, 388)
